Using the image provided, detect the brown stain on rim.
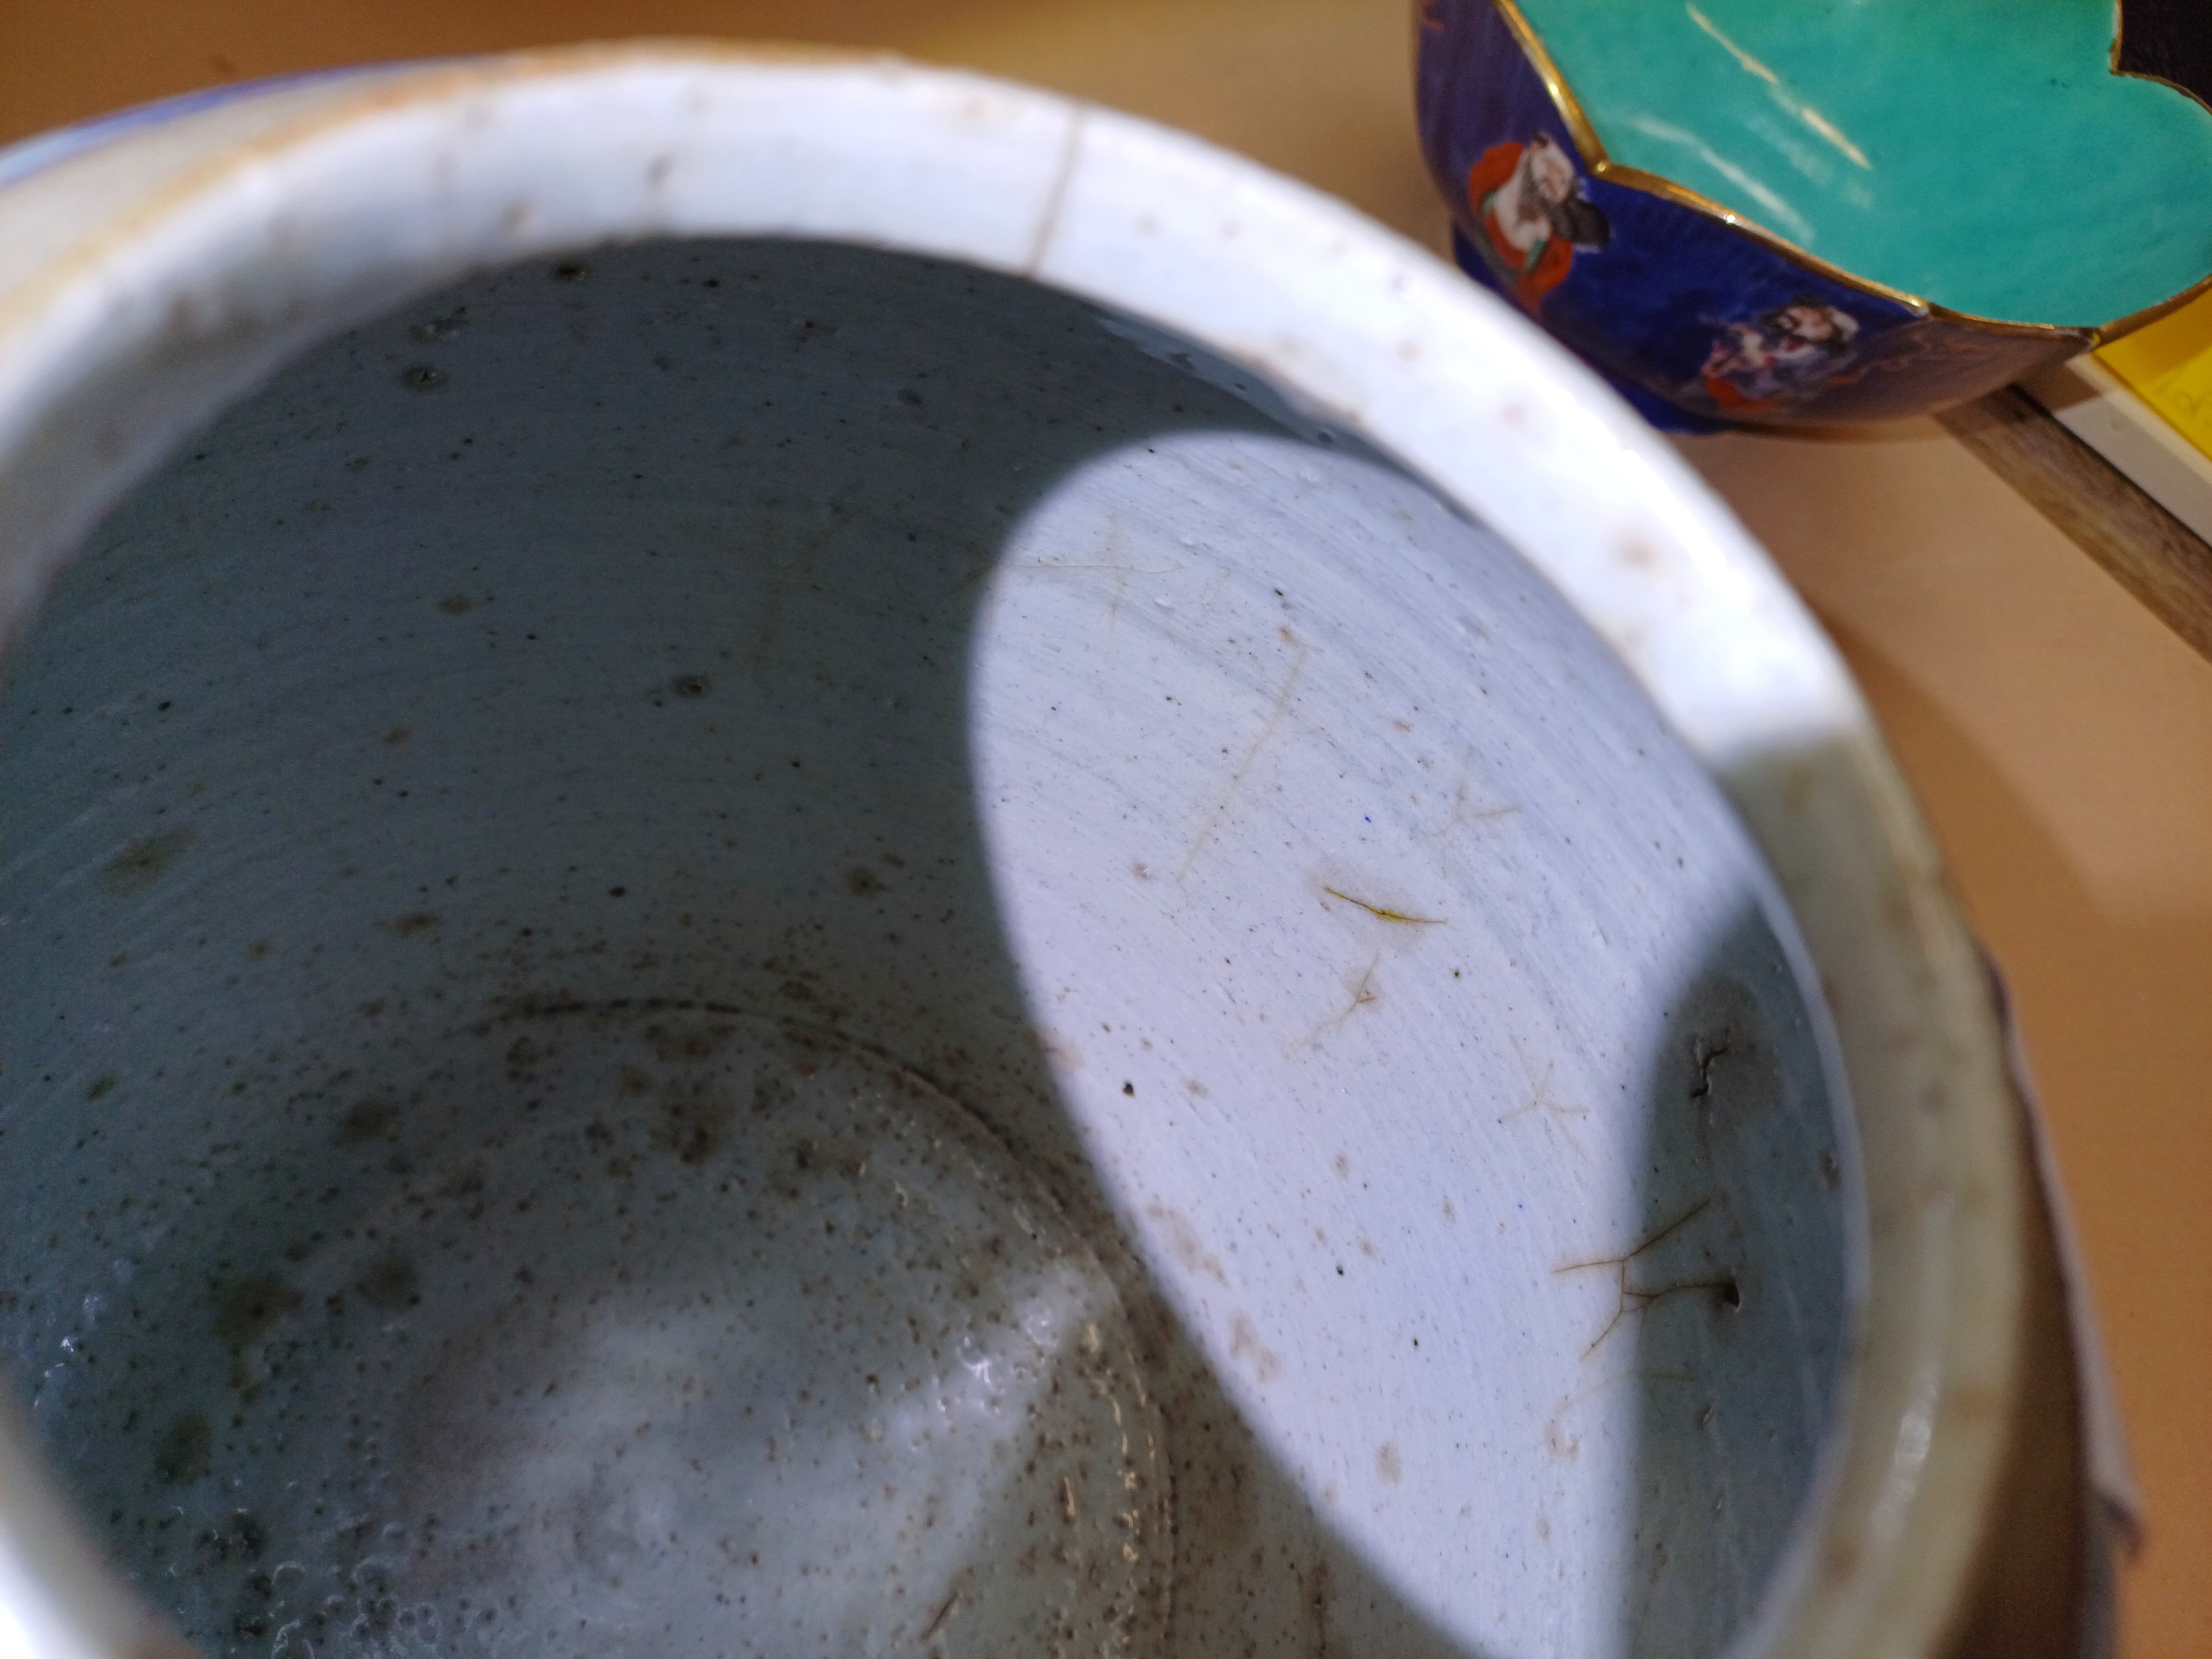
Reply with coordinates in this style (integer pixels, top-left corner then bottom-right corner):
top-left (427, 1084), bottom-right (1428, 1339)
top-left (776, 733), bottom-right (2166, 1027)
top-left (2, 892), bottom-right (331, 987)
top-left (1617, 528), bottom-right (1663, 570)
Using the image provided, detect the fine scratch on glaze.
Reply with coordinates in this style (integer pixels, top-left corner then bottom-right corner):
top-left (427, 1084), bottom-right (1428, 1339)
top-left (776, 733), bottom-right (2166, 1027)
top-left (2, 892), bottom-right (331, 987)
top-left (1555, 1197), bottom-right (1739, 1358)
top-left (1319, 885), bottom-right (1444, 927)
top-left (919, 1585), bottom-right (962, 1643)
top-left (1021, 107), bottom-right (1088, 277)
top-left (1296, 952), bottom-right (1382, 1053)
top-left (1176, 634), bottom-right (1310, 880)
top-left (1013, 518), bottom-right (1178, 641)
top-left (1500, 1048), bottom-right (1591, 1162)
top-left (1541, 1364), bottom-right (1696, 1461)
top-left (1419, 769), bottom-right (1520, 875)
top-left (1689, 1031), bottom-right (1734, 1100)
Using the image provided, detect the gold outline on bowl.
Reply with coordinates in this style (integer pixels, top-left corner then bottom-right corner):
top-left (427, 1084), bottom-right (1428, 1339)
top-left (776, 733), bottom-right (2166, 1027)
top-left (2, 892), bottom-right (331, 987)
top-left (2101, 1), bottom-right (2212, 336)
top-left (2112, 0), bottom-right (2212, 121)
top-left (1484, 0), bottom-right (2211, 347)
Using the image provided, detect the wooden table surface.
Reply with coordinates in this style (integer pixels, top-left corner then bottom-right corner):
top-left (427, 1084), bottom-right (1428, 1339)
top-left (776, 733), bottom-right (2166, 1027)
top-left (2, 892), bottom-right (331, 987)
top-left (5, 3), bottom-right (2206, 1654)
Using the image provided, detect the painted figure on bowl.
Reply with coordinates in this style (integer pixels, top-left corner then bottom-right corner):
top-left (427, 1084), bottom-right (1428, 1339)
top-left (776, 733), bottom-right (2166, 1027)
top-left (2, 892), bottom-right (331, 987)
top-left (1417, 0), bottom-right (2212, 425)
top-left (1696, 299), bottom-right (1861, 413)
top-left (1465, 132), bottom-right (1610, 313)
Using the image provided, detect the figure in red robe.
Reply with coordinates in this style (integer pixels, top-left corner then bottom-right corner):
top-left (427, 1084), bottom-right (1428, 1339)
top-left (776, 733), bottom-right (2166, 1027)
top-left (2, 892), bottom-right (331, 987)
top-left (1466, 133), bottom-right (1610, 313)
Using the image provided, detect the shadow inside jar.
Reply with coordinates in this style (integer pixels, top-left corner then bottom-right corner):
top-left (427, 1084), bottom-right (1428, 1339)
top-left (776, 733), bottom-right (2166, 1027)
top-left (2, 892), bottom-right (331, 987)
top-left (0, 238), bottom-right (1850, 1659)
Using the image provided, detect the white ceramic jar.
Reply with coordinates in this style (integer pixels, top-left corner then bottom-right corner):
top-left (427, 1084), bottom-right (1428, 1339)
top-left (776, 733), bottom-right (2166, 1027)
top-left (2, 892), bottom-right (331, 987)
top-left (0, 47), bottom-right (2034, 1659)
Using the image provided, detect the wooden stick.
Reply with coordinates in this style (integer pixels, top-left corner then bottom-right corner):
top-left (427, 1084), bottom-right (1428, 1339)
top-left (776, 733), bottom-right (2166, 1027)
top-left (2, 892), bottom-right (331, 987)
top-left (1938, 387), bottom-right (2212, 664)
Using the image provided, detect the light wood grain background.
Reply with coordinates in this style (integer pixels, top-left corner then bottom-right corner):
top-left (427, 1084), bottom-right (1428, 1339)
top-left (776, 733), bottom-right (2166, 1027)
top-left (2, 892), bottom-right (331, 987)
top-left (4, 3), bottom-right (2206, 1653)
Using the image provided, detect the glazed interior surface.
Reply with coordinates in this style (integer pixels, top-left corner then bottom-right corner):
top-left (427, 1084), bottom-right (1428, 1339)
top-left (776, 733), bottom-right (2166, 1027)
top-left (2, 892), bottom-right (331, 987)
top-left (1513, 0), bottom-right (2212, 323)
top-left (0, 240), bottom-right (1852, 1659)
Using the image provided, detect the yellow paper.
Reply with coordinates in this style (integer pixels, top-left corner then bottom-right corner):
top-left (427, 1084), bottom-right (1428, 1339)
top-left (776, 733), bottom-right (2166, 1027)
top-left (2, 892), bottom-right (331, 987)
top-left (2098, 288), bottom-right (2212, 461)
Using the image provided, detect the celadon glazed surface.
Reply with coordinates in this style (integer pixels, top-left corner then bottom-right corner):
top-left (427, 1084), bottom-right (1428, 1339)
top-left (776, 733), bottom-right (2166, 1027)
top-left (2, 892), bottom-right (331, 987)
top-left (1514, 0), bottom-right (2212, 325)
